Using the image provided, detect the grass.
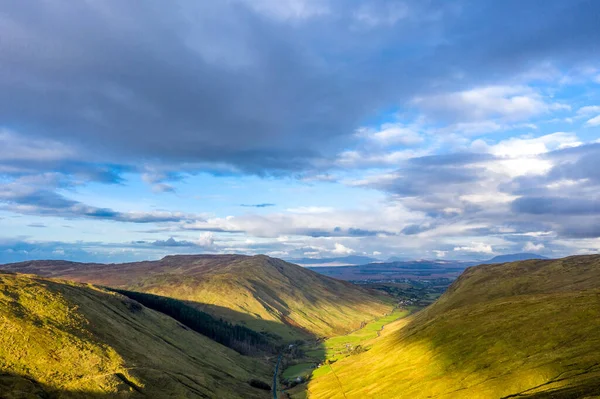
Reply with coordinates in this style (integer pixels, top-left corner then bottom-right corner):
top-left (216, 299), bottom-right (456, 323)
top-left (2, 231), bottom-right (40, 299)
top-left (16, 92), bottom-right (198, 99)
top-left (2, 255), bottom-right (395, 342)
top-left (306, 255), bottom-right (600, 398)
top-left (282, 363), bottom-right (315, 380)
top-left (0, 272), bottom-right (272, 398)
top-left (281, 308), bottom-right (412, 397)
top-left (318, 308), bottom-right (410, 361)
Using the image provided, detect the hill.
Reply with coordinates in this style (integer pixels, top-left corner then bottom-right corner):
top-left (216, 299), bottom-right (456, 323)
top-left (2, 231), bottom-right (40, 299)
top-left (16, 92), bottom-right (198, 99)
top-left (1, 255), bottom-right (393, 341)
top-left (485, 253), bottom-right (549, 264)
top-left (0, 271), bottom-right (271, 398)
top-left (306, 255), bottom-right (600, 398)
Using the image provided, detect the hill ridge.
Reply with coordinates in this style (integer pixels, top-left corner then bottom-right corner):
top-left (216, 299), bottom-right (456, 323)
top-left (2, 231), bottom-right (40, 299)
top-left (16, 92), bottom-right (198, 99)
top-left (1, 254), bottom-right (394, 341)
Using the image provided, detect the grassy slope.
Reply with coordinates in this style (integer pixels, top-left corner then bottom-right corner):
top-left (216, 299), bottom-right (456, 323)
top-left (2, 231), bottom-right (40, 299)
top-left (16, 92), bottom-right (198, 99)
top-left (307, 255), bottom-right (600, 398)
top-left (0, 272), bottom-right (271, 398)
top-left (2, 255), bottom-right (394, 341)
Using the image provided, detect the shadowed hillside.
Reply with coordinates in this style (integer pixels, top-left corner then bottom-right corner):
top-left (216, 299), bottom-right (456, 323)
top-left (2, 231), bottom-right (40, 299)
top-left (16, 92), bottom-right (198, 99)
top-left (1, 255), bottom-right (394, 341)
top-left (306, 255), bottom-right (600, 398)
top-left (0, 272), bottom-right (272, 398)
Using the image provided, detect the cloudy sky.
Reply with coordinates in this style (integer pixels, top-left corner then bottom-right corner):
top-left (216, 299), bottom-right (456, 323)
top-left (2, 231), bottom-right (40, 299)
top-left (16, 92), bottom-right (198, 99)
top-left (1, 0), bottom-right (600, 263)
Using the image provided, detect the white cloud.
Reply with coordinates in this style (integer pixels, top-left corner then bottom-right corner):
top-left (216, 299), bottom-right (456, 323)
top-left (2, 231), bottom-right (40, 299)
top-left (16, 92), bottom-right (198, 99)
top-left (523, 242), bottom-right (545, 252)
top-left (585, 115), bottom-right (600, 127)
top-left (453, 242), bottom-right (494, 254)
top-left (197, 232), bottom-right (214, 247)
top-left (476, 132), bottom-right (582, 158)
top-left (358, 123), bottom-right (423, 146)
top-left (332, 242), bottom-right (355, 255)
top-left (286, 206), bottom-right (334, 214)
top-left (433, 250), bottom-right (447, 258)
top-left (414, 85), bottom-right (569, 123)
top-left (576, 105), bottom-right (600, 115)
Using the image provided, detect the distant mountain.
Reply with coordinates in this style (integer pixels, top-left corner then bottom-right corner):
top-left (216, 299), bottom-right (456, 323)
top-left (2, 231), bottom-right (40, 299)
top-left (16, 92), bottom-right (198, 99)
top-left (307, 255), bottom-right (600, 398)
top-left (386, 256), bottom-right (410, 262)
top-left (308, 259), bottom-right (475, 281)
top-left (287, 255), bottom-right (379, 266)
top-left (484, 252), bottom-right (549, 264)
top-left (1, 254), bottom-right (393, 340)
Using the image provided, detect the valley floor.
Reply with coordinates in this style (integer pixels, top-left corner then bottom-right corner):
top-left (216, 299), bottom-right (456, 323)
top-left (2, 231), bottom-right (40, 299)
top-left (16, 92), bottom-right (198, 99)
top-left (279, 307), bottom-right (415, 399)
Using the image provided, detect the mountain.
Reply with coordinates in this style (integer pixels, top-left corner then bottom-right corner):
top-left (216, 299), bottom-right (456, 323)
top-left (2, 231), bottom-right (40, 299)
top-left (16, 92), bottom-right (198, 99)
top-left (1, 254), bottom-right (393, 341)
top-left (306, 255), bottom-right (600, 398)
top-left (484, 252), bottom-right (549, 263)
top-left (308, 260), bottom-right (474, 281)
top-left (0, 271), bottom-right (271, 398)
top-left (385, 256), bottom-right (410, 262)
top-left (286, 255), bottom-right (379, 266)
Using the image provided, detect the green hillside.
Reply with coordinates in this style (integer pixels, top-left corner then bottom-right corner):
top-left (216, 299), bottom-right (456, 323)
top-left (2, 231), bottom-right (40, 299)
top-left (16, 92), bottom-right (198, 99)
top-left (0, 272), bottom-right (271, 398)
top-left (2, 255), bottom-right (394, 341)
top-left (306, 255), bottom-right (600, 398)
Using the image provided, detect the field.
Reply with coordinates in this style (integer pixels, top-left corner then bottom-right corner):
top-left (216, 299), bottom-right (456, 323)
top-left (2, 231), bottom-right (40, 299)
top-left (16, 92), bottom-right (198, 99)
top-left (317, 308), bottom-right (410, 361)
top-left (305, 256), bottom-right (600, 398)
top-left (0, 272), bottom-right (272, 398)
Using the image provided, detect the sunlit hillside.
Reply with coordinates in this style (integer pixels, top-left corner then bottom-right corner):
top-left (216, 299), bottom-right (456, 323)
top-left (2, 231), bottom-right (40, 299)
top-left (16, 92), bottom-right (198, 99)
top-left (2, 255), bottom-right (394, 341)
top-left (0, 272), bottom-right (271, 398)
top-left (306, 255), bottom-right (600, 398)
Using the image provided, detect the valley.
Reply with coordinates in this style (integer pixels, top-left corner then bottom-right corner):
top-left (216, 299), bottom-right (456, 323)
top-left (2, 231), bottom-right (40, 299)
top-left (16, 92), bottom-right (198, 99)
top-left (2, 254), bottom-right (600, 398)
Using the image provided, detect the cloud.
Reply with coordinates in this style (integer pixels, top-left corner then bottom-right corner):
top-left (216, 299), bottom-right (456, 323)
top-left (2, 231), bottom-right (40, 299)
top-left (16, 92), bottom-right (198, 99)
top-left (511, 197), bottom-right (600, 216)
top-left (585, 115), bottom-right (600, 127)
top-left (151, 233), bottom-right (214, 248)
top-left (453, 242), bottom-right (494, 254)
top-left (414, 85), bottom-right (569, 124)
top-left (353, 1), bottom-right (410, 28)
top-left (197, 232), bottom-right (215, 247)
top-left (240, 0), bottom-right (330, 21)
top-left (523, 242), bottom-right (545, 252)
top-left (357, 123), bottom-right (424, 147)
top-left (0, 179), bottom-right (199, 223)
top-left (1, 1), bottom-right (598, 176)
top-left (332, 243), bottom-right (355, 255)
top-left (433, 250), bottom-right (447, 258)
top-left (241, 203), bottom-right (276, 208)
top-left (576, 105), bottom-right (600, 115)
top-left (475, 132), bottom-right (581, 157)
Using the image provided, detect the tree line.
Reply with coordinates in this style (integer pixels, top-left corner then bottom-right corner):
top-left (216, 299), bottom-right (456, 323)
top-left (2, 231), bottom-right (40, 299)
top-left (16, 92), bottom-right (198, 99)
top-left (110, 288), bottom-right (279, 356)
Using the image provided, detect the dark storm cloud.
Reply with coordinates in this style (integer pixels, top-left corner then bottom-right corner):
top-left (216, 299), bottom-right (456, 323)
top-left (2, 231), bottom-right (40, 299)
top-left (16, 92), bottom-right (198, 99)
top-left (512, 197), bottom-right (600, 216)
top-left (371, 152), bottom-right (489, 198)
top-left (1, 0), bottom-right (599, 174)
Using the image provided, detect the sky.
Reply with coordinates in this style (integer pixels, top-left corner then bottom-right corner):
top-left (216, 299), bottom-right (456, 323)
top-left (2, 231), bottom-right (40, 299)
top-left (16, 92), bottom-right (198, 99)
top-left (1, 0), bottom-right (600, 263)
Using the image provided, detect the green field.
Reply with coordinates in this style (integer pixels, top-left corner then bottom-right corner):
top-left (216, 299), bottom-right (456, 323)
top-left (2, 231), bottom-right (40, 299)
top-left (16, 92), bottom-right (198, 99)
top-left (284, 307), bottom-right (412, 397)
top-left (307, 256), bottom-right (600, 398)
top-left (318, 308), bottom-right (410, 361)
top-left (282, 363), bottom-right (315, 380)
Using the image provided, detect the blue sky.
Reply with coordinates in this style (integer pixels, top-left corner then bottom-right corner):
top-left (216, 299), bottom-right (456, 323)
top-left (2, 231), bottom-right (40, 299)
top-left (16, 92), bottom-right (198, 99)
top-left (1, 0), bottom-right (600, 263)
